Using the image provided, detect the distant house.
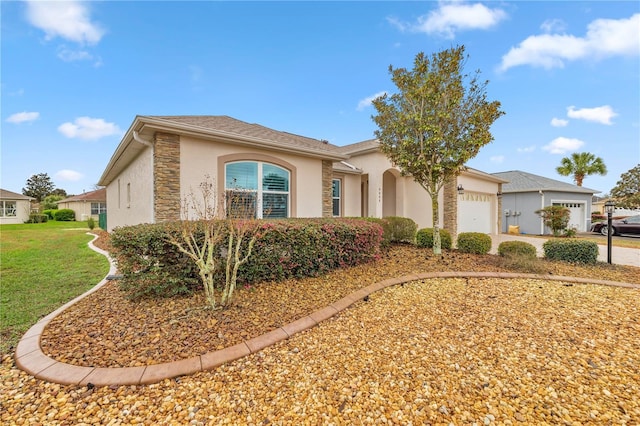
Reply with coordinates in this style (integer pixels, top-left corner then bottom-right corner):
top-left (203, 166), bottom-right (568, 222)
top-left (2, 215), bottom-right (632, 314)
top-left (58, 188), bottom-right (107, 221)
top-left (492, 170), bottom-right (598, 234)
top-left (98, 115), bottom-right (506, 236)
top-left (0, 189), bottom-right (33, 224)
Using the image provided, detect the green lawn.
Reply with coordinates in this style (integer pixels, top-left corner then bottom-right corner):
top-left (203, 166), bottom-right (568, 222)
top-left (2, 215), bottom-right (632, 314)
top-left (0, 221), bottom-right (110, 354)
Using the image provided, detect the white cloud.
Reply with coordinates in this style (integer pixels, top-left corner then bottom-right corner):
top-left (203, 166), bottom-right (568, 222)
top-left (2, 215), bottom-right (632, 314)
top-left (517, 145), bottom-right (536, 153)
top-left (58, 117), bottom-right (121, 140)
top-left (490, 155), bottom-right (505, 164)
top-left (540, 18), bottom-right (567, 34)
top-left (357, 91), bottom-right (387, 111)
top-left (542, 137), bottom-right (584, 154)
top-left (551, 117), bottom-right (569, 127)
top-left (499, 13), bottom-right (639, 71)
top-left (567, 105), bottom-right (617, 125)
top-left (25, 0), bottom-right (105, 45)
top-left (6, 111), bottom-right (40, 124)
top-left (55, 169), bottom-right (84, 182)
top-left (56, 46), bottom-right (101, 66)
top-left (389, 1), bottom-right (507, 38)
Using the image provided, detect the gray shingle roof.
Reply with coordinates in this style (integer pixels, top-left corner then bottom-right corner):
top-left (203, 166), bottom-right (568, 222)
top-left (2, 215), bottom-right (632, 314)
top-left (145, 115), bottom-right (342, 155)
top-left (492, 170), bottom-right (598, 194)
top-left (338, 139), bottom-right (379, 155)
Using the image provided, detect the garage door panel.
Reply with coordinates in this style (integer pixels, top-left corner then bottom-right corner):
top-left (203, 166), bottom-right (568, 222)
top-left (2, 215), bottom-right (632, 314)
top-left (458, 193), bottom-right (492, 233)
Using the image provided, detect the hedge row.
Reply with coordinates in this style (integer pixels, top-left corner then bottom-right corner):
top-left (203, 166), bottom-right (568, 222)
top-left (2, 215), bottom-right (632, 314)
top-left (110, 218), bottom-right (383, 299)
top-left (542, 239), bottom-right (599, 264)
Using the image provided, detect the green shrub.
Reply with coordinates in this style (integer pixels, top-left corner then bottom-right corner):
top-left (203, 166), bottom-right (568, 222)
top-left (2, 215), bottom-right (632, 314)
top-left (416, 228), bottom-right (452, 250)
top-left (53, 209), bottom-right (75, 221)
top-left (361, 217), bottom-right (392, 248)
top-left (457, 232), bottom-right (492, 254)
top-left (497, 241), bottom-right (537, 259)
top-left (42, 209), bottom-right (56, 220)
top-left (25, 214), bottom-right (48, 223)
top-left (384, 216), bottom-right (418, 244)
top-left (111, 218), bottom-right (383, 299)
top-left (542, 239), bottom-right (598, 264)
top-left (87, 217), bottom-right (96, 230)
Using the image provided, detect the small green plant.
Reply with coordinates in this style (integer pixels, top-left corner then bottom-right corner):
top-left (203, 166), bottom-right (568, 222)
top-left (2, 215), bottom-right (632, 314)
top-left (26, 213), bottom-right (48, 223)
top-left (536, 205), bottom-right (570, 236)
top-left (416, 228), bottom-right (452, 249)
top-left (384, 216), bottom-right (418, 244)
top-left (457, 232), bottom-right (492, 254)
top-left (499, 252), bottom-right (548, 274)
top-left (87, 217), bottom-right (96, 230)
top-left (498, 241), bottom-right (537, 258)
top-left (53, 209), bottom-right (76, 221)
top-left (543, 239), bottom-right (598, 264)
top-left (563, 227), bottom-right (577, 238)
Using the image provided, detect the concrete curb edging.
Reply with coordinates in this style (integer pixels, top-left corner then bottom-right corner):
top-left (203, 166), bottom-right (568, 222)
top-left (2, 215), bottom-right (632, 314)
top-left (14, 238), bottom-right (640, 387)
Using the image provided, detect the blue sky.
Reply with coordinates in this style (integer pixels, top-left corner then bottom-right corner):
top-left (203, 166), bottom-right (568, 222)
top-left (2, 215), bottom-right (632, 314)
top-left (2, 1), bottom-right (639, 196)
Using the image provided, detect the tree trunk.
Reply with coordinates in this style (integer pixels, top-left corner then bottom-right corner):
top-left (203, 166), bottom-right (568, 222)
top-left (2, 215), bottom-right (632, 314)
top-left (431, 196), bottom-right (442, 256)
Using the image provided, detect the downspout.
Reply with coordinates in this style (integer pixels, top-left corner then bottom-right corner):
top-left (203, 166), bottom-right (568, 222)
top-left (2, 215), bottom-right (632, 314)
top-left (539, 190), bottom-right (545, 235)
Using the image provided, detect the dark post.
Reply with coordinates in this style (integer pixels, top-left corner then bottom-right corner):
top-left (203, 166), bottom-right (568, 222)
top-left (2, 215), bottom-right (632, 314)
top-left (604, 200), bottom-right (615, 264)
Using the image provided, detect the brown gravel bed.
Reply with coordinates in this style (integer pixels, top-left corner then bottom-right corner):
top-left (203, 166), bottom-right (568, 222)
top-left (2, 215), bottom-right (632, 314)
top-left (39, 245), bottom-right (640, 368)
top-left (2, 276), bottom-right (639, 424)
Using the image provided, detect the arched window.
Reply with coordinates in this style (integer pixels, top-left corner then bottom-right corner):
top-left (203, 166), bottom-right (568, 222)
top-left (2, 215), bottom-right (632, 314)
top-left (225, 161), bottom-right (290, 218)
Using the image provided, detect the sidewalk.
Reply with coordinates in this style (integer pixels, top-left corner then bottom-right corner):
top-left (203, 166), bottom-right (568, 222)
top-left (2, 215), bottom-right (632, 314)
top-left (490, 234), bottom-right (640, 267)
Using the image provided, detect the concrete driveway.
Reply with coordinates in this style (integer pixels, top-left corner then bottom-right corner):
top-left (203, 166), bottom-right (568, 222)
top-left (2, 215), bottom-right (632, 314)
top-left (489, 233), bottom-right (640, 267)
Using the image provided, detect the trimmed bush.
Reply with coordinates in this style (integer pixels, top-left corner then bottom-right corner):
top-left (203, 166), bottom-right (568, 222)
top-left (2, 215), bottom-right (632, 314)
top-left (497, 241), bottom-right (537, 259)
top-left (542, 239), bottom-right (598, 264)
top-left (43, 209), bottom-right (57, 220)
top-left (457, 232), bottom-right (492, 255)
top-left (53, 209), bottom-right (75, 221)
top-left (26, 214), bottom-right (48, 223)
top-left (361, 217), bottom-right (392, 248)
top-left (111, 218), bottom-right (383, 300)
top-left (87, 217), bottom-right (96, 230)
top-left (416, 228), bottom-right (452, 250)
top-left (384, 216), bottom-right (418, 244)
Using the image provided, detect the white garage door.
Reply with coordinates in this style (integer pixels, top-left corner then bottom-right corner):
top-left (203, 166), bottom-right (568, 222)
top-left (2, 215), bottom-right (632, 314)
top-left (554, 202), bottom-right (585, 231)
top-left (458, 193), bottom-right (492, 233)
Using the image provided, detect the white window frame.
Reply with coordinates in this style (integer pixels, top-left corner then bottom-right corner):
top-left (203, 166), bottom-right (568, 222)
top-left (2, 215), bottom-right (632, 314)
top-left (0, 201), bottom-right (17, 217)
top-left (225, 161), bottom-right (290, 219)
top-left (91, 202), bottom-right (107, 215)
top-left (332, 179), bottom-right (341, 217)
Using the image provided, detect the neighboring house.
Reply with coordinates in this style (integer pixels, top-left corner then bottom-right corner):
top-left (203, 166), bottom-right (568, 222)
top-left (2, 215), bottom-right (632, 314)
top-left (0, 189), bottom-right (33, 224)
top-left (592, 196), bottom-right (640, 217)
top-left (98, 115), bottom-right (506, 236)
top-left (492, 170), bottom-right (598, 235)
top-left (58, 188), bottom-right (107, 221)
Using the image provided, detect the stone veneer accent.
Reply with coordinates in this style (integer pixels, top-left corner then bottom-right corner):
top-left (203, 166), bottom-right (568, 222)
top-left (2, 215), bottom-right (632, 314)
top-left (321, 160), bottom-right (333, 217)
top-left (154, 132), bottom-right (181, 222)
top-left (443, 177), bottom-right (458, 239)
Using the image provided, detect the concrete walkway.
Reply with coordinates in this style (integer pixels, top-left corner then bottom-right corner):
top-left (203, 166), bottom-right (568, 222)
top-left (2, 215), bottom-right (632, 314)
top-left (490, 233), bottom-right (640, 267)
top-left (14, 233), bottom-right (640, 387)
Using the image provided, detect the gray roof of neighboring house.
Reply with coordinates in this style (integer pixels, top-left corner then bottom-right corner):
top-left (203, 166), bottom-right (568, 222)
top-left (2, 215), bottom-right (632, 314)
top-left (338, 139), bottom-right (379, 155)
top-left (147, 115), bottom-right (343, 155)
top-left (59, 188), bottom-right (106, 203)
top-left (0, 189), bottom-right (33, 200)
top-left (492, 170), bottom-right (598, 194)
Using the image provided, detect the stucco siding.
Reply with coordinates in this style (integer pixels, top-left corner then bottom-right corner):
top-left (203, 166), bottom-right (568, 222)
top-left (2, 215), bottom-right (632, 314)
top-left (0, 199), bottom-right (31, 224)
top-left (180, 136), bottom-right (324, 218)
top-left (105, 147), bottom-right (154, 231)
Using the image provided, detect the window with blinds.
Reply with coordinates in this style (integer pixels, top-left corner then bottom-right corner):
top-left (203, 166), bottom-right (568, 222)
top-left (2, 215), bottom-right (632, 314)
top-left (225, 161), bottom-right (290, 219)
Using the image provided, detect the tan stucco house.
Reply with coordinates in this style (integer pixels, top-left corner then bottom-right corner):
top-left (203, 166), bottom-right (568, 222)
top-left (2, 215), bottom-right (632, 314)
top-left (0, 189), bottom-right (34, 224)
top-left (98, 115), bottom-right (506, 236)
top-left (57, 188), bottom-right (107, 221)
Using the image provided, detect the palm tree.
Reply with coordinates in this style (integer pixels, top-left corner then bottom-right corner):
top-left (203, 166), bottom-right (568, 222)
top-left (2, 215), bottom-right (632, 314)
top-left (556, 152), bottom-right (607, 186)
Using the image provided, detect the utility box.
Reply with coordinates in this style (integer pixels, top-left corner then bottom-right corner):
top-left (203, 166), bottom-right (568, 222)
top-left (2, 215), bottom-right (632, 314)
top-left (508, 225), bottom-right (520, 235)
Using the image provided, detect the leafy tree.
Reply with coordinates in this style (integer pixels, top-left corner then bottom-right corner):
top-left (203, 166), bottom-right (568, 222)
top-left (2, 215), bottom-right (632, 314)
top-left (610, 164), bottom-right (640, 209)
top-left (556, 152), bottom-right (607, 186)
top-left (42, 194), bottom-right (64, 210)
top-left (50, 188), bottom-right (68, 197)
top-left (536, 205), bottom-right (570, 237)
top-left (372, 46), bottom-right (504, 254)
top-left (22, 173), bottom-right (55, 202)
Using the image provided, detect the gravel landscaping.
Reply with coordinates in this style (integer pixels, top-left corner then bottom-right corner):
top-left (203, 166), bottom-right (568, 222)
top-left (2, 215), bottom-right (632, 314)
top-left (2, 240), bottom-right (639, 424)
